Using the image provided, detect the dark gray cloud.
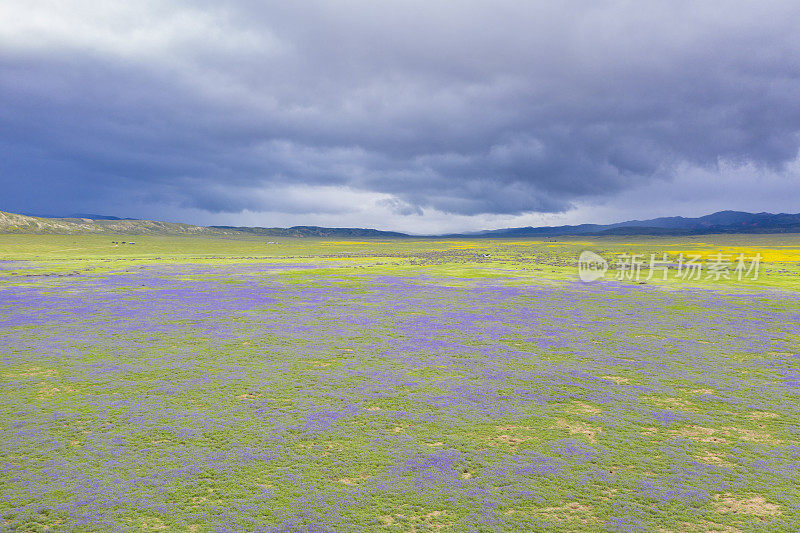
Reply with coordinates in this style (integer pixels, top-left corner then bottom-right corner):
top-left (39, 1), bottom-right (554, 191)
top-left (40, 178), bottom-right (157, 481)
top-left (1, 0), bottom-right (799, 227)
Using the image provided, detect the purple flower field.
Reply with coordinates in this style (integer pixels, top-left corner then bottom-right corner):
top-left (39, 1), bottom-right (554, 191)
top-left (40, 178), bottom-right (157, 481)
top-left (2, 260), bottom-right (799, 531)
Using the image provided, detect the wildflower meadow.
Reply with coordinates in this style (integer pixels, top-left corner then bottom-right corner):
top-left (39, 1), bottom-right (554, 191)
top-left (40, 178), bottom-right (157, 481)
top-left (1, 235), bottom-right (799, 532)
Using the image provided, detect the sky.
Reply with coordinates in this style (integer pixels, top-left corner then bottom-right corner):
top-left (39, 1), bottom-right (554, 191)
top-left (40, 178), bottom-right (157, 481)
top-left (1, 0), bottom-right (800, 234)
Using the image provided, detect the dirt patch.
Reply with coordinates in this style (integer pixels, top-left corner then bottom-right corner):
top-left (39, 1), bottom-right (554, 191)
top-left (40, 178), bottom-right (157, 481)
top-left (380, 510), bottom-right (447, 530)
top-left (140, 518), bottom-right (168, 531)
top-left (721, 426), bottom-right (782, 445)
top-left (3, 366), bottom-right (57, 379)
top-left (535, 502), bottom-right (598, 525)
top-left (713, 493), bottom-right (781, 516)
top-left (487, 425), bottom-right (536, 449)
top-left (544, 502), bottom-right (592, 513)
top-left (494, 434), bottom-right (530, 446)
top-left (748, 411), bottom-right (779, 420)
top-left (601, 488), bottom-right (619, 500)
top-left (338, 475), bottom-right (370, 486)
top-left (648, 396), bottom-right (697, 411)
top-left (571, 401), bottom-right (601, 415)
top-left (670, 426), bottom-right (727, 443)
top-left (38, 383), bottom-right (76, 398)
top-left (555, 419), bottom-right (601, 443)
top-left (695, 451), bottom-right (734, 468)
top-left (601, 375), bottom-right (629, 384)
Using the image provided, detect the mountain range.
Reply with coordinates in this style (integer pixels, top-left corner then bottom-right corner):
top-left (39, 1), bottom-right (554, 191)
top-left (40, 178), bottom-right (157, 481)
top-left (2, 210), bottom-right (800, 237)
top-left (460, 211), bottom-right (800, 237)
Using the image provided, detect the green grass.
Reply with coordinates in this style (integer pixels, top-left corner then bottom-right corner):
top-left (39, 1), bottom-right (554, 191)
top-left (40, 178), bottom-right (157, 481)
top-left (1, 233), bottom-right (799, 531)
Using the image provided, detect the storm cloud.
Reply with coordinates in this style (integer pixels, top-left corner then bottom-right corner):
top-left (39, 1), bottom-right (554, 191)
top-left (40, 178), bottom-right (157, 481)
top-left (1, 0), bottom-right (800, 230)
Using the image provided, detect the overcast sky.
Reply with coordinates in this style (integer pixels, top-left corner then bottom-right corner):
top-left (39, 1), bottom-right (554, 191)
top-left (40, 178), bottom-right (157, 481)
top-left (2, 0), bottom-right (800, 233)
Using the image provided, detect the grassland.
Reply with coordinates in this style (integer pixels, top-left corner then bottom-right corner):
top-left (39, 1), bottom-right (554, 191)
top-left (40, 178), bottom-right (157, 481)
top-left (1, 234), bottom-right (799, 531)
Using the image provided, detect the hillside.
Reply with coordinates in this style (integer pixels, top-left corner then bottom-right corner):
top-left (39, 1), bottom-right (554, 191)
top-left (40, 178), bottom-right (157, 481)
top-left (0, 212), bottom-right (409, 238)
top-left (467, 211), bottom-right (800, 237)
top-left (0, 211), bottom-right (236, 236)
top-left (210, 225), bottom-right (408, 238)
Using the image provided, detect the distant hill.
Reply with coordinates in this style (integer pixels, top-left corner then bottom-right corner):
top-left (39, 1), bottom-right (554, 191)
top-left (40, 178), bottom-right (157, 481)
top-left (3, 209), bottom-right (800, 237)
top-left (0, 211), bottom-right (237, 236)
top-left (461, 211), bottom-right (800, 237)
top-left (0, 211), bottom-right (409, 238)
top-left (210, 225), bottom-right (408, 238)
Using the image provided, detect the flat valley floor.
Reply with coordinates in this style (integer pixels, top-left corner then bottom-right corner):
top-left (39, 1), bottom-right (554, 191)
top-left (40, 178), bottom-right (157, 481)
top-left (1, 235), bottom-right (799, 532)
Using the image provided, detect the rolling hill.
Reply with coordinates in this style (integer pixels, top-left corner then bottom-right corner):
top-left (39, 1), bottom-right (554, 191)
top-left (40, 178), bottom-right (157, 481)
top-left (0, 211), bottom-right (409, 238)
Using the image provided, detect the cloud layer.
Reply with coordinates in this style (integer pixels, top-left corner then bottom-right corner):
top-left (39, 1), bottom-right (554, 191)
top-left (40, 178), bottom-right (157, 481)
top-left (2, 0), bottom-right (799, 230)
